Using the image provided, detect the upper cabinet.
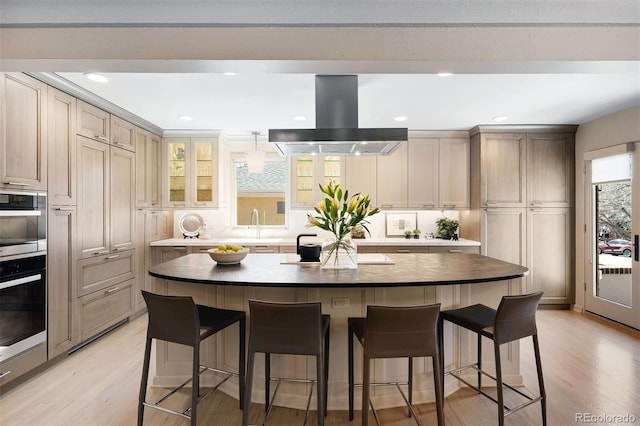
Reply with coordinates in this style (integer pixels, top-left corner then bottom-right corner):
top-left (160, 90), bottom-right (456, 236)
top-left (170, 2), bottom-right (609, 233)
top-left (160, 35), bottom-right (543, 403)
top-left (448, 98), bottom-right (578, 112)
top-left (162, 137), bottom-right (219, 208)
top-left (439, 137), bottom-right (470, 208)
top-left (0, 73), bottom-right (48, 191)
top-left (47, 87), bottom-right (77, 205)
top-left (110, 116), bottom-right (136, 152)
top-left (470, 127), bottom-right (575, 208)
top-left (377, 141), bottom-right (408, 208)
top-left (290, 156), bottom-right (344, 208)
top-left (135, 128), bottom-right (161, 207)
top-left (77, 100), bottom-right (110, 144)
top-left (344, 156), bottom-right (377, 206)
top-left (77, 100), bottom-right (135, 152)
top-left (345, 133), bottom-right (470, 210)
top-left (407, 138), bottom-right (439, 208)
top-left (527, 133), bottom-right (574, 207)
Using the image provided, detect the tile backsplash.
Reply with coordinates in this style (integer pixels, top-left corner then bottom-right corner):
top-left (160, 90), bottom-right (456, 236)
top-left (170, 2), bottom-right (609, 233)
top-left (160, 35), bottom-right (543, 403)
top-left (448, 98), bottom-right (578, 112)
top-left (172, 208), bottom-right (460, 240)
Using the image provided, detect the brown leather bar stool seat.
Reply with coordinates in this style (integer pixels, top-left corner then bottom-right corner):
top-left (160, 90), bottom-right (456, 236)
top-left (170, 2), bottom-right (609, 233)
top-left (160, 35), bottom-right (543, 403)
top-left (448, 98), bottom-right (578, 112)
top-left (348, 304), bottom-right (445, 426)
top-left (439, 291), bottom-right (546, 426)
top-left (243, 300), bottom-right (330, 426)
top-left (138, 291), bottom-right (246, 426)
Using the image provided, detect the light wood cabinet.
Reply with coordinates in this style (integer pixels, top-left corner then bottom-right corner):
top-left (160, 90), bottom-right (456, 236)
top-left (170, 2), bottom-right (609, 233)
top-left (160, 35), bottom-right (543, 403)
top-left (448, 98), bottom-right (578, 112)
top-left (290, 156), bottom-right (344, 208)
top-left (463, 125), bottom-right (576, 305)
top-left (77, 136), bottom-right (110, 258)
top-left (527, 133), bottom-right (574, 207)
top-left (527, 208), bottom-right (572, 304)
top-left (78, 279), bottom-right (133, 342)
top-left (47, 87), bottom-right (76, 205)
top-left (110, 116), bottom-right (135, 152)
top-left (47, 206), bottom-right (78, 358)
top-left (134, 210), bottom-right (173, 313)
top-left (344, 156), bottom-right (377, 206)
top-left (162, 137), bottom-right (219, 208)
top-left (77, 136), bottom-right (135, 259)
top-left (76, 100), bottom-right (110, 143)
top-left (77, 249), bottom-right (136, 297)
top-left (478, 132), bottom-right (527, 207)
top-left (439, 137), bottom-right (470, 208)
top-left (110, 146), bottom-right (135, 252)
top-left (377, 142), bottom-right (408, 208)
top-left (480, 208), bottom-right (527, 266)
top-left (135, 128), bottom-right (161, 207)
top-left (407, 138), bottom-right (439, 208)
top-left (0, 72), bottom-right (48, 191)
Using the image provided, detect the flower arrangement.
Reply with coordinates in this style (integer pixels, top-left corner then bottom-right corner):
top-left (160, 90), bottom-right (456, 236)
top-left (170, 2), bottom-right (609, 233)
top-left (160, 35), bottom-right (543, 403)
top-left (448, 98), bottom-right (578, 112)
top-left (307, 182), bottom-right (379, 239)
top-left (307, 182), bottom-right (379, 267)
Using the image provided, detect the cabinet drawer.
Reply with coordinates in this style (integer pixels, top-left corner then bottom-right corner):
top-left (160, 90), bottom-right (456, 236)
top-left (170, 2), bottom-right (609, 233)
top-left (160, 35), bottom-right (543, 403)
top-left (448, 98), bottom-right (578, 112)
top-left (377, 245), bottom-right (430, 254)
top-left (77, 250), bottom-right (135, 296)
top-left (250, 245), bottom-right (279, 254)
top-left (79, 280), bottom-right (133, 341)
top-left (0, 343), bottom-right (47, 387)
top-left (428, 246), bottom-right (480, 254)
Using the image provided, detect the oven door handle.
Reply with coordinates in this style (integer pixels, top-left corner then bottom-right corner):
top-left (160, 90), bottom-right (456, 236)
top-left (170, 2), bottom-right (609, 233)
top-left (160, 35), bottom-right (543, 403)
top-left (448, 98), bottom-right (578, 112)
top-left (0, 274), bottom-right (42, 290)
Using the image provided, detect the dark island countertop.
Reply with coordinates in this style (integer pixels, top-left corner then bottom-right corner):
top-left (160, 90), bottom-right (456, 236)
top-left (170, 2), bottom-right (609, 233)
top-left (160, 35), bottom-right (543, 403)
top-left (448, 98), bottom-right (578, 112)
top-left (148, 253), bottom-right (528, 288)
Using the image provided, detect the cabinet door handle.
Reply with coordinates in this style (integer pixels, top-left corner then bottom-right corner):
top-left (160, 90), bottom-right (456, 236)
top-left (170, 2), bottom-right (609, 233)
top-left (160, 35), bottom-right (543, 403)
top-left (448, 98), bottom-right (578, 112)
top-left (4, 181), bottom-right (30, 186)
top-left (448, 249), bottom-right (463, 253)
top-left (173, 203), bottom-right (186, 207)
top-left (95, 135), bottom-right (109, 142)
top-left (396, 249), bottom-right (411, 253)
top-left (94, 250), bottom-right (109, 255)
top-left (105, 287), bottom-right (119, 294)
top-left (173, 247), bottom-right (188, 251)
top-left (105, 254), bottom-right (119, 260)
top-left (634, 235), bottom-right (639, 262)
top-left (443, 204), bottom-right (456, 208)
top-left (54, 207), bottom-right (75, 211)
top-left (0, 371), bottom-right (11, 380)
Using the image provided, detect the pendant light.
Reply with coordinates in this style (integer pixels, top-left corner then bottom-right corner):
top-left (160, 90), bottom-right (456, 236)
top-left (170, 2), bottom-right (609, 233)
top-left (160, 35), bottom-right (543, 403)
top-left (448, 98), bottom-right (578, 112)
top-left (247, 131), bottom-right (265, 173)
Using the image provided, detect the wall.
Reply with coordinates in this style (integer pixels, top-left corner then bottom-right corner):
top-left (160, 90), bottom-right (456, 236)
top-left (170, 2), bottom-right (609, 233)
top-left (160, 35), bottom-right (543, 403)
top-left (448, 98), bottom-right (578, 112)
top-left (574, 105), bottom-right (640, 310)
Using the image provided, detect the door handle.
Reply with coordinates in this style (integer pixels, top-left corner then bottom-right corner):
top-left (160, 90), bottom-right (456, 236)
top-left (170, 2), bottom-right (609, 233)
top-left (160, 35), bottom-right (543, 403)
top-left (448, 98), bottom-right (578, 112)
top-left (635, 235), bottom-right (639, 262)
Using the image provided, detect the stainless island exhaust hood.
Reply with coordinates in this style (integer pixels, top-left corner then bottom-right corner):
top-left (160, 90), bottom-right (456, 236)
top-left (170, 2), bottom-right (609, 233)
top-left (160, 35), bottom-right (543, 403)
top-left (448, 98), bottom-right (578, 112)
top-left (269, 75), bottom-right (408, 156)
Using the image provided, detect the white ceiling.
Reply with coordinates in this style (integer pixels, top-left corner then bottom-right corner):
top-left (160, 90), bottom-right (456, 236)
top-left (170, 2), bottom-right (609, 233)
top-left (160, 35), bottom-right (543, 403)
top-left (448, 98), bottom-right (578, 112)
top-left (4, 0), bottom-right (639, 136)
top-left (56, 71), bottom-right (640, 135)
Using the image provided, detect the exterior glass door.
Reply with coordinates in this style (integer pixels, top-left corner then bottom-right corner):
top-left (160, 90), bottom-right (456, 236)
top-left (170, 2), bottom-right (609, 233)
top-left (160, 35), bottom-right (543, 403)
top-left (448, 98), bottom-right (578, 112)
top-left (586, 147), bottom-right (640, 329)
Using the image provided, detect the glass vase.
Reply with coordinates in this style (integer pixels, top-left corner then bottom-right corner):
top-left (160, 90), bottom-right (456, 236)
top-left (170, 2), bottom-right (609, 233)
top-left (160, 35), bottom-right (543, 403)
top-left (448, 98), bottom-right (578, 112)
top-left (321, 233), bottom-right (358, 269)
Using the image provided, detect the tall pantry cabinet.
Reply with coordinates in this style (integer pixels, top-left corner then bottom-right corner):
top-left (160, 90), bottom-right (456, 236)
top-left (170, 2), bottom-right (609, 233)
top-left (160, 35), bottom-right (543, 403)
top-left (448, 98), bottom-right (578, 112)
top-left (75, 100), bottom-right (137, 342)
top-left (46, 87), bottom-right (79, 358)
top-left (460, 125), bottom-right (576, 305)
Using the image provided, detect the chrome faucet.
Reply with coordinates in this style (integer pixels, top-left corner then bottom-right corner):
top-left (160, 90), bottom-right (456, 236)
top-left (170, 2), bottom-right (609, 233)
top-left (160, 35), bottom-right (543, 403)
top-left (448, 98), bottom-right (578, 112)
top-left (250, 208), bottom-right (261, 238)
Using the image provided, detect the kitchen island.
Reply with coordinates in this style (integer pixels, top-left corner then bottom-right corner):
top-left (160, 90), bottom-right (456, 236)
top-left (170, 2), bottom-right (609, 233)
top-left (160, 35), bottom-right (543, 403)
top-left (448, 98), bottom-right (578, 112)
top-left (148, 252), bottom-right (527, 412)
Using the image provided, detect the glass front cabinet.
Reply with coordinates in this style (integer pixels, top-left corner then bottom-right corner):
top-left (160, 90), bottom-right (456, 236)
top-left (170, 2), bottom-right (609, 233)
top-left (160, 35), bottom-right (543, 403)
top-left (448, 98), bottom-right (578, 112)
top-left (290, 156), bottom-right (344, 208)
top-left (162, 137), bottom-right (219, 208)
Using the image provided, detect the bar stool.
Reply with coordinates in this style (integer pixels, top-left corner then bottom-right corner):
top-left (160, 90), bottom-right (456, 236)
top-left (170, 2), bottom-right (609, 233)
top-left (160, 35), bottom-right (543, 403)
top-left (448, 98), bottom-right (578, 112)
top-left (138, 291), bottom-right (246, 426)
top-left (348, 304), bottom-right (444, 426)
top-left (243, 300), bottom-right (330, 426)
top-left (439, 291), bottom-right (546, 426)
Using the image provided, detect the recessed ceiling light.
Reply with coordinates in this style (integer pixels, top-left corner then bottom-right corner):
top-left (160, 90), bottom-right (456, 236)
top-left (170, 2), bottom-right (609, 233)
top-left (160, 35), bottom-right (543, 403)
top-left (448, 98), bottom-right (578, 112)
top-left (84, 72), bottom-right (108, 83)
top-left (223, 72), bottom-right (238, 76)
top-left (178, 115), bottom-right (193, 121)
top-left (293, 115), bottom-right (307, 121)
top-left (394, 116), bottom-right (408, 122)
top-left (492, 116), bottom-right (509, 122)
top-left (437, 72), bottom-right (453, 77)
top-left (354, 151), bottom-right (361, 156)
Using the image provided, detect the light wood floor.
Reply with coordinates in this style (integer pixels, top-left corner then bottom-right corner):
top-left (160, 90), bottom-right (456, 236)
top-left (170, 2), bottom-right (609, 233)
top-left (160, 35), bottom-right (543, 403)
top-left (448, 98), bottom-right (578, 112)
top-left (1, 310), bottom-right (638, 425)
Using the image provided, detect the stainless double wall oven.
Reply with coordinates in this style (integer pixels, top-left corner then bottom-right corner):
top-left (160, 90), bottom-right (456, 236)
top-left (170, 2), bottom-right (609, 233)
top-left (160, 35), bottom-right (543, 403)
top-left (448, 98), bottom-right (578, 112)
top-left (0, 191), bottom-right (47, 363)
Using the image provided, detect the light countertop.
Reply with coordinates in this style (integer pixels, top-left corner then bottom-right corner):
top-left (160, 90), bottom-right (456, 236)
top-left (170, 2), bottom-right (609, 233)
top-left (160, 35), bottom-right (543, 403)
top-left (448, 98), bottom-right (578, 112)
top-left (150, 236), bottom-right (480, 247)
